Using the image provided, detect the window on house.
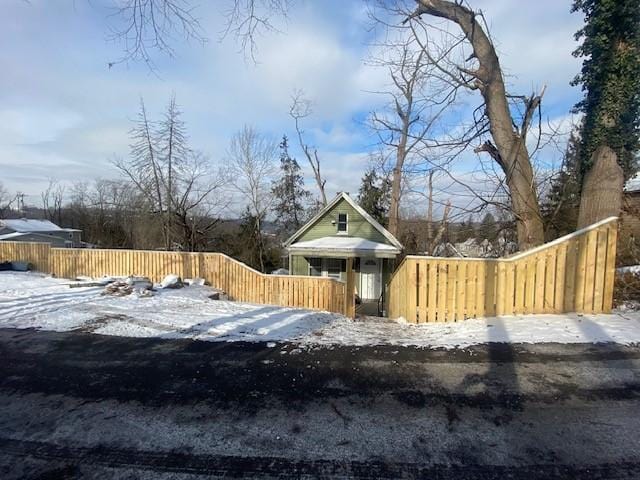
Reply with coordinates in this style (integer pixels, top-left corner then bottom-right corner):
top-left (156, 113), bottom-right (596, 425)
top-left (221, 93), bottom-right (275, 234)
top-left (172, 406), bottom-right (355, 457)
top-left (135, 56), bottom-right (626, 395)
top-left (337, 213), bottom-right (347, 233)
top-left (308, 257), bottom-right (322, 276)
top-left (326, 258), bottom-right (344, 279)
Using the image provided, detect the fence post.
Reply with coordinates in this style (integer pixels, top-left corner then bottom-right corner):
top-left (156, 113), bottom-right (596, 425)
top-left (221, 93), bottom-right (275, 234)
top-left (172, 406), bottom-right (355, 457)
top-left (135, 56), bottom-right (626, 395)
top-left (344, 257), bottom-right (356, 319)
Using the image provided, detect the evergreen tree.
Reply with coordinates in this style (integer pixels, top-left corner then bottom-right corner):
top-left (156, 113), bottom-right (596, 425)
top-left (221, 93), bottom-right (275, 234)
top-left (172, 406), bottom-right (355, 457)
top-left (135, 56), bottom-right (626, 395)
top-left (571, 0), bottom-right (640, 178)
top-left (238, 207), bottom-right (264, 270)
top-left (271, 136), bottom-right (311, 236)
top-left (542, 129), bottom-right (583, 238)
top-left (357, 167), bottom-right (391, 226)
top-left (477, 212), bottom-right (498, 243)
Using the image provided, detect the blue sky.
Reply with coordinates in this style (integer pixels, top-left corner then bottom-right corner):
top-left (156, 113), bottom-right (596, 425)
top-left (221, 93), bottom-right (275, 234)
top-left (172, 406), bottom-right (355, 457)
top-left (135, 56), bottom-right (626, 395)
top-left (1, 0), bottom-right (584, 215)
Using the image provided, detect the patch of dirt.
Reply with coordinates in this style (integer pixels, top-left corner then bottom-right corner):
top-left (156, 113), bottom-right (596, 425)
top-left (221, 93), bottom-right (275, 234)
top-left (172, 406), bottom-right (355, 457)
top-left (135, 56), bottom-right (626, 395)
top-left (73, 314), bottom-right (132, 333)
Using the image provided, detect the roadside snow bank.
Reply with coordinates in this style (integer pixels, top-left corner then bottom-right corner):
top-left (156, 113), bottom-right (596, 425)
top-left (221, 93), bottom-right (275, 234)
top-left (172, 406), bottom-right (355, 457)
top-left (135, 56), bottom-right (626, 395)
top-left (1, 272), bottom-right (640, 348)
top-left (302, 313), bottom-right (640, 348)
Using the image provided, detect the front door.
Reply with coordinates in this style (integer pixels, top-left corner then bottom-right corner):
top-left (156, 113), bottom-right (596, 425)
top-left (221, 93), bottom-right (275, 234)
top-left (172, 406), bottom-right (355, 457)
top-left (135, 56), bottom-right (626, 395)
top-left (359, 258), bottom-right (380, 300)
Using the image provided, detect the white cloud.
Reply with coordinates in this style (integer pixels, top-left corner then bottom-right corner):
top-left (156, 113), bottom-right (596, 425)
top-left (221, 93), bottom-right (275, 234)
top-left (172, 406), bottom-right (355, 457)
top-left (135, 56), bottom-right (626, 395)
top-left (0, 108), bottom-right (83, 145)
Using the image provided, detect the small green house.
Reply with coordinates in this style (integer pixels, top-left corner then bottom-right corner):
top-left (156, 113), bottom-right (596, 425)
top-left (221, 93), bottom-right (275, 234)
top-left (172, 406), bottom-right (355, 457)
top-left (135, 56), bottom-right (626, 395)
top-left (285, 192), bottom-right (403, 307)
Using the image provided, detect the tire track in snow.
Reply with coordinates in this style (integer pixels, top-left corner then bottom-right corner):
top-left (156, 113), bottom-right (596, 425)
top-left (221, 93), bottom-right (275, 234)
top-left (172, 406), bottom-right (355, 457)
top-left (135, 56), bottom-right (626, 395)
top-left (0, 287), bottom-right (106, 322)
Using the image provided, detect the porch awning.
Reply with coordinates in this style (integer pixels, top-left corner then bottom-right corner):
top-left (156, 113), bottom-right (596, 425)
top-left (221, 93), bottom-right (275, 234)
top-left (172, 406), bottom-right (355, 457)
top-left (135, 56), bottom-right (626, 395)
top-left (287, 236), bottom-right (401, 258)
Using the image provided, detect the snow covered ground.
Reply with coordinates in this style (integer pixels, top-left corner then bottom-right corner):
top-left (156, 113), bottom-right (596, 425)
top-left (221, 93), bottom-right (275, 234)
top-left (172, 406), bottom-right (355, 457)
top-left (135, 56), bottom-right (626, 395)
top-left (1, 271), bottom-right (640, 348)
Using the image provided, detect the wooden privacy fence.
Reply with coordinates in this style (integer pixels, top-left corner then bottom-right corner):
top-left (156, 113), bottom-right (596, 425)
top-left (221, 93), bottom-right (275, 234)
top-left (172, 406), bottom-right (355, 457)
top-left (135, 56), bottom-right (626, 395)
top-left (388, 217), bottom-right (618, 322)
top-left (0, 243), bottom-right (347, 315)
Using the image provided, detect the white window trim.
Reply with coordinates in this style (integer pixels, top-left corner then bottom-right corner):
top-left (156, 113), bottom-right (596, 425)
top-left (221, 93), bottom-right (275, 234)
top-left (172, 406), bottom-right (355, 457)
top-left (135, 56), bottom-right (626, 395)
top-left (336, 213), bottom-right (348, 235)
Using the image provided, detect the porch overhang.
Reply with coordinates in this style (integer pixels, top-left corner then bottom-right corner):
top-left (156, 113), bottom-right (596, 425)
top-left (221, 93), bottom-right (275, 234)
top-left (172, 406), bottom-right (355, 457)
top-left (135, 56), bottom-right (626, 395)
top-left (288, 236), bottom-right (401, 259)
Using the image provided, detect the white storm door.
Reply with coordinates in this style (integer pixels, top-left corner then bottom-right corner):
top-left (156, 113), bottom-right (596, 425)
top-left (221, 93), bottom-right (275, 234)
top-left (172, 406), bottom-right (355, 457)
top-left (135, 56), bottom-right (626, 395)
top-left (360, 258), bottom-right (380, 300)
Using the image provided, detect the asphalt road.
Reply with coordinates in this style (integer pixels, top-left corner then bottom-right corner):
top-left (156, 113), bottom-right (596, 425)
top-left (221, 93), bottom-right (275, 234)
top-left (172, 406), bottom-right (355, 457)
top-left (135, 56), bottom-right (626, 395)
top-left (1, 327), bottom-right (640, 479)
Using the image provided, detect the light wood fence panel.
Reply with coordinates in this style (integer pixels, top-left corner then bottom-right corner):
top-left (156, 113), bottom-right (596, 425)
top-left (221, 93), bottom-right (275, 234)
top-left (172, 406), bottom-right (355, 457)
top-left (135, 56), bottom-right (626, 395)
top-left (387, 217), bottom-right (619, 322)
top-left (0, 244), bottom-right (347, 315)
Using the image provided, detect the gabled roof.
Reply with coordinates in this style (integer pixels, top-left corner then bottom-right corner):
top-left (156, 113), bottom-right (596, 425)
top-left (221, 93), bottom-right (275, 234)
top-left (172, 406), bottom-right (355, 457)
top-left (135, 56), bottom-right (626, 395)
top-left (0, 219), bottom-right (80, 233)
top-left (284, 192), bottom-right (403, 250)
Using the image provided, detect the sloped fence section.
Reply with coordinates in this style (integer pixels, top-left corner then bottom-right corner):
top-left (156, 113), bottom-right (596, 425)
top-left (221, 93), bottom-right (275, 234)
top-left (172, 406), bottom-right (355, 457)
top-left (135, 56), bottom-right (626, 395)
top-left (388, 217), bottom-right (618, 322)
top-left (0, 244), bottom-right (347, 315)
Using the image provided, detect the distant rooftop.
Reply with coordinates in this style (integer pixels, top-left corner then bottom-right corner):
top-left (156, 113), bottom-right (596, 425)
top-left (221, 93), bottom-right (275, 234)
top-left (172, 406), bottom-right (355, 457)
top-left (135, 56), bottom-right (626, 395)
top-left (625, 173), bottom-right (640, 193)
top-left (0, 218), bottom-right (81, 233)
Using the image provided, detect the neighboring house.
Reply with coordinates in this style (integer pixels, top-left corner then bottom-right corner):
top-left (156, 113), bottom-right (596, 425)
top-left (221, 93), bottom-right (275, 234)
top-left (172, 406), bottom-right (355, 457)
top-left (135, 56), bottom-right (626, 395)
top-left (620, 174), bottom-right (640, 263)
top-left (284, 192), bottom-right (403, 304)
top-left (0, 219), bottom-right (82, 248)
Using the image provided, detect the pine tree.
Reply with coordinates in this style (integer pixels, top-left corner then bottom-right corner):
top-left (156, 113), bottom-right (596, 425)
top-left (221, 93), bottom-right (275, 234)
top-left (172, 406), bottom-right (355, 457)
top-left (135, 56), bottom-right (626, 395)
top-left (357, 167), bottom-right (391, 226)
top-left (271, 136), bottom-right (311, 236)
top-left (542, 129), bottom-right (583, 238)
top-left (238, 207), bottom-right (264, 270)
top-left (477, 212), bottom-right (498, 243)
top-left (571, 0), bottom-right (640, 178)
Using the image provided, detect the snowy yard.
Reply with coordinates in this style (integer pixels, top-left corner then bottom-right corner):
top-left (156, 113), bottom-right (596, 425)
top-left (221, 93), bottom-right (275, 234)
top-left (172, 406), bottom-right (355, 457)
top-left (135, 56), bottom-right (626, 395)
top-left (1, 271), bottom-right (640, 348)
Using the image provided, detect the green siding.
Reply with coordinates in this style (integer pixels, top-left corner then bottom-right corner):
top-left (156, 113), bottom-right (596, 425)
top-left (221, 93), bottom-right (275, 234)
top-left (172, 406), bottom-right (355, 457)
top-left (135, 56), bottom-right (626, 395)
top-left (291, 255), bottom-right (310, 276)
top-left (290, 254), bottom-right (347, 281)
top-left (298, 198), bottom-right (390, 245)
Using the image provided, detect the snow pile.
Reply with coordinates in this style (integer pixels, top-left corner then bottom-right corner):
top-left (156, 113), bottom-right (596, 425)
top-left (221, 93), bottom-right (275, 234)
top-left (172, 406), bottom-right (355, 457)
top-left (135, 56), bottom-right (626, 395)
top-left (1, 272), bottom-right (640, 348)
top-left (617, 265), bottom-right (640, 274)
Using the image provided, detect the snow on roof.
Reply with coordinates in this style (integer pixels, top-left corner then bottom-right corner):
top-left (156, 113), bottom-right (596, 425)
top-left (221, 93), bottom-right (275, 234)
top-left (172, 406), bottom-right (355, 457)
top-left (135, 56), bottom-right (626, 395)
top-left (625, 172), bottom-right (640, 192)
top-left (0, 218), bottom-right (63, 232)
top-left (0, 232), bottom-right (29, 240)
top-left (0, 219), bottom-right (81, 233)
top-left (0, 231), bottom-right (67, 242)
top-left (289, 236), bottom-right (401, 255)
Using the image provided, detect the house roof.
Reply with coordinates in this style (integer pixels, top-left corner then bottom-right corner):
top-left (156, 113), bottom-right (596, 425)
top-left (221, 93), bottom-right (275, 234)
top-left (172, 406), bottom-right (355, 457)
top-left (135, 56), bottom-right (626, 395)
top-left (0, 219), bottom-right (80, 233)
top-left (625, 173), bottom-right (640, 193)
top-left (288, 236), bottom-right (401, 258)
top-left (284, 192), bottom-right (403, 250)
top-left (0, 231), bottom-right (67, 242)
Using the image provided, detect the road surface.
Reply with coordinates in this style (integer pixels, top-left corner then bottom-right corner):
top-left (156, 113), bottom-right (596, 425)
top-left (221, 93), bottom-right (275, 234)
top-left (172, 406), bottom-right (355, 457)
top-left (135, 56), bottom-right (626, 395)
top-left (1, 328), bottom-right (639, 479)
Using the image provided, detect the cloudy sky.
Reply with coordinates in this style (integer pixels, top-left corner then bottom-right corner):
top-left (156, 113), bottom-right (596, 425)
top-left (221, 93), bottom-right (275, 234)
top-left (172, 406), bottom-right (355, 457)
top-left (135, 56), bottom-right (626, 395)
top-left (1, 0), bottom-right (583, 215)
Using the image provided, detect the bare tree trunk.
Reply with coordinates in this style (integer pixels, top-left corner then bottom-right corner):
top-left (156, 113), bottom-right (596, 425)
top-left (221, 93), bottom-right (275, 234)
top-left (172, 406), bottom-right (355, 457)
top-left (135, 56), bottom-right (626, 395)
top-left (426, 170), bottom-right (433, 247)
top-left (577, 145), bottom-right (623, 228)
top-left (411, 0), bottom-right (545, 250)
top-left (388, 164), bottom-right (403, 236)
top-left (386, 84), bottom-right (410, 238)
top-left (429, 200), bottom-right (451, 254)
top-left (290, 93), bottom-right (328, 206)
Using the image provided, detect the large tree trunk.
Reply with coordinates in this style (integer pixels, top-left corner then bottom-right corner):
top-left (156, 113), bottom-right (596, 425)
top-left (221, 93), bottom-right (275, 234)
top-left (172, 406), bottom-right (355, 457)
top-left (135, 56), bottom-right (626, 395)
top-left (414, 0), bottom-right (545, 250)
top-left (388, 134), bottom-right (407, 236)
top-left (388, 165), bottom-right (402, 236)
top-left (577, 145), bottom-right (623, 228)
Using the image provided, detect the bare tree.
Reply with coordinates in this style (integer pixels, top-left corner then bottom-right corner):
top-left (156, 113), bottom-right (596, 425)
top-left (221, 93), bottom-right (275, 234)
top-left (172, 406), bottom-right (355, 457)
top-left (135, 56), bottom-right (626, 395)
top-left (227, 125), bottom-right (277, 271)
top-left (396, 0), bottom-right (546, 249)
top-left (222, 0), bottom-right (290, 61)
top-left (116, 98), bottom-right (171, 248)
top-left (0, 183), bottom-right (16, 218)
top-left (106, 0), bottom-right (206, 68)
top-left (368, 34), bottom-right (454, 237)
top-left (170, 152), bottom-right (229, 251)
top-left (41, 179), bottom-right (65, 225)
top-left (115, 96), bottom-right (225, 251)
top-left (289, 91), bottom-right (328, 206)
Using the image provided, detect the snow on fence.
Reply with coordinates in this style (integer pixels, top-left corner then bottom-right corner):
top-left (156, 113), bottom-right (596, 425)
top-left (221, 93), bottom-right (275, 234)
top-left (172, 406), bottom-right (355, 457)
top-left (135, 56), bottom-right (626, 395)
top-left (388, 217), bottom-right (618, 322)
top-left (0, 245), bottom-right (347, 315)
